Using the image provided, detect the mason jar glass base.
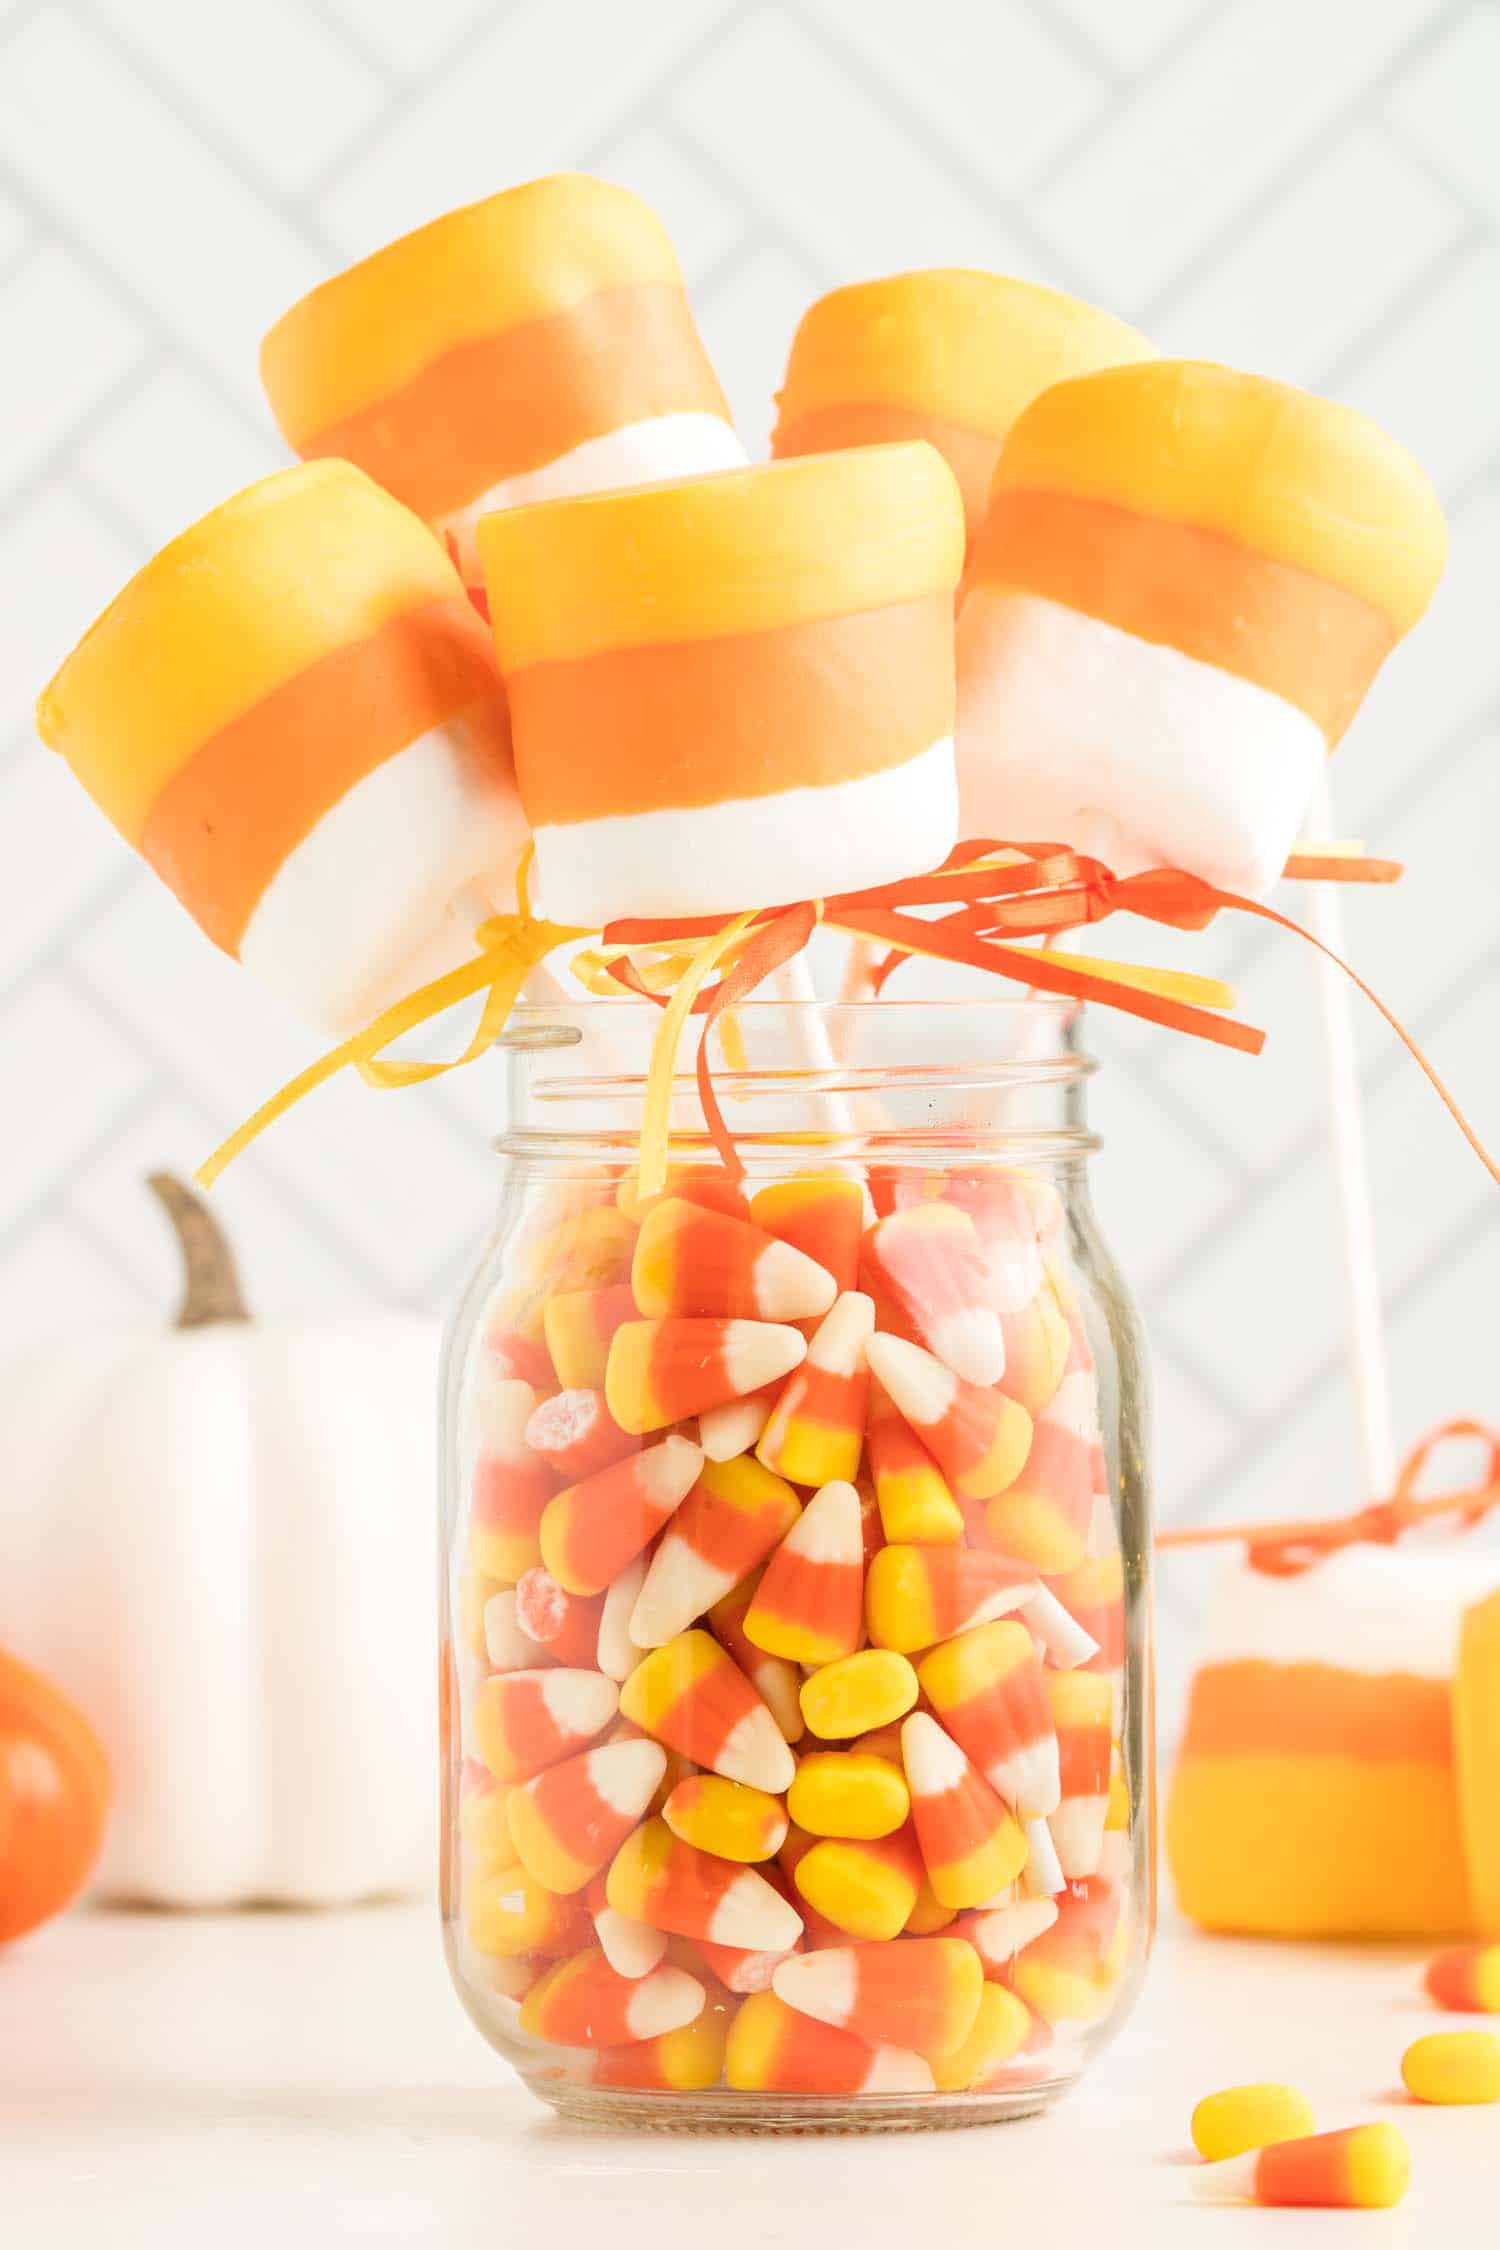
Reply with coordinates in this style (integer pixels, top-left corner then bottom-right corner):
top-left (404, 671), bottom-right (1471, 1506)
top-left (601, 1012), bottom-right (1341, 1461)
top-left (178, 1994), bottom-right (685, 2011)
top-left (520, 2075), bottom-right (1074, 2134)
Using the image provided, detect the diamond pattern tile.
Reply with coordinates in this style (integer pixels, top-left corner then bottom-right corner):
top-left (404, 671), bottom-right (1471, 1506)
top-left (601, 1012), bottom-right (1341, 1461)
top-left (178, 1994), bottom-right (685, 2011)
top-left (3, 0), bottom-right (1497, 1727)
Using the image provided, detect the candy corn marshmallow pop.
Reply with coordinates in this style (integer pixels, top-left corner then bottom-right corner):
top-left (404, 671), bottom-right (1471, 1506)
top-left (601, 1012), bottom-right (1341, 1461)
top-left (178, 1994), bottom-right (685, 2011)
top-left (36, 461), bottom-right (523, 1035)
top-left (958, 360), bottom-right (1447, 895)
top-left (261, 174), bottom-right (744, 586)
top-left (479, 444), bottom-right (966, 924)
top-left (772, 270), bottom-right (1150, 550)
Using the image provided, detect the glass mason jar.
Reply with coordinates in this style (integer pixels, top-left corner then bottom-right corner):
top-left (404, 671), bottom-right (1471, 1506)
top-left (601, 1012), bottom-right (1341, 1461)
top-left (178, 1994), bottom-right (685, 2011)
top-left (440, 998), bottom-right (1153, 2129)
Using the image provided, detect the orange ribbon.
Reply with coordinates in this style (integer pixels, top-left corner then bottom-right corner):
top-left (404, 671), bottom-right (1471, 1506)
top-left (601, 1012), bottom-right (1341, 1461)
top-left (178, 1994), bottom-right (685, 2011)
top-left (1157, 1418), bottom-right (1500, 1576)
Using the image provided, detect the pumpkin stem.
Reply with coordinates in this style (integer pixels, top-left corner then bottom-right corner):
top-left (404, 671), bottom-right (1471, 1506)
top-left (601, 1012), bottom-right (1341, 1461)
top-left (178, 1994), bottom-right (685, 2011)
top-left (146, 1172), bottom-right (251, 1328)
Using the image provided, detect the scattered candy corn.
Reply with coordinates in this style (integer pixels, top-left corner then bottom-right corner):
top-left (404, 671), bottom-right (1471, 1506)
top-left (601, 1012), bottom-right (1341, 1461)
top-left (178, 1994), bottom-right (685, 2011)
top-left (744, 1480), bottom-right (866, 1665)
top-left (1194, 2124), bottom-right (1409, 2210)
top-left (540, 1433), bottom-right (703, 1596)
top-left (1191, 2083), bottom-right (1316, 2162)
top-left (607, 1318), bottom-right (807, 1435)
top-left (631, 1453), bottom-right (801, 1648)
top-left (757, 1292), bottom-right (873, 1487)
top-left (1401, 2031), bottom-right (1500, 2104)
top-left (632, 1197), bottom-right (837, 1322)
top-left (619, 1629), bottom-right (795, 1793)
top-left (1426, 1945), bottom-right (1500, 2014)
top-left (866, 1333), bottom-right (1032, 1501)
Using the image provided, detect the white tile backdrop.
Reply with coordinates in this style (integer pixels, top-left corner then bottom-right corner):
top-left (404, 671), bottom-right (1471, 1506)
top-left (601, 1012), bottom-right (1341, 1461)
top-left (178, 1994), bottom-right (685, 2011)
top-left (3, 0), bottom-right (1498, 1700)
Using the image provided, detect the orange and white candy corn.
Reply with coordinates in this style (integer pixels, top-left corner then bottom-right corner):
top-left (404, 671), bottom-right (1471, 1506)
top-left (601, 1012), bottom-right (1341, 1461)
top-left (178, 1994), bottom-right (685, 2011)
top-left (789, 1750), bottom-right (910, 1840)
top-left (745, 1481), bottom-right (866, 1666)
top-left (800, 1650), bottom-right (919, 1741)
top-left (772, 269), bottom-right (1150, 555)
top-left (607, 1319), bottom-right (806, 1437)
top-left (37, 462), bottom-right (522, 1037)
top-left (620, 1629), bottom-right (795, 1793)
top-left (593, 1889), bottom-right (670, 1981)
top-left (709, 1574), bottom-right (805, 1745)
top-left (684, 1867), bottom-right (805, 1993)
top-left (617, 1164), bottom-right (750, 1225)
top-left (1048, 1670), bottom-right (1113, 1879)
top-left (664, 1774), bottom-right (788, 1863)
top-left (1194, 2123), bottom-right (1410, 2210)
top-left (480, 445), bottom-right (964, 923)
top-left (473, 1667), bottom-right (619, 1784)
top-left (458, 1760), bottom-right (516, 1870)
top-left (525, 1386), bottom-right (638, 1482)
top-left (866, 1384), bottom-right (964, 1545)
top-left (918, 1620), bottom-right (1060, 1817)
top-left (997, 1284), bottom-right (1070, 1418)
top-left (595, 1553), bottom-right (649, 1683)
top-left (865, 1204), bottom-right (1005, 1388)
top-left (631, 1453), bottom-right (801, 1649)
top-left (984, 1372), bottom-right (1100, 1572)
top-left (540, 1433), bottom-right (702, 1597)
top-left (773, 1935), bottom-right (982, 2059)
top-left (903, 1711), bottom-right (1029, 1909)
top-left (956, 1894), bottom-right (1060, 1973)
top-left (514, 1567), bottom-right (607, 1669)
top-left (751, 1175), bottom-right (866, 1297)
top-left (792, 1821), bottom-right (927, 1943)
top-left (757, 1292), bottom-right (873, 1488)
top-left (929, 1983), bottom-right (1038, 2093)
top-left (960, 361), bottom-right (1446, 898)
top-left (520, 1945), bottom-right (705, 2048)
top-left (469, 1374), bottom-right (554, 1584)
top-left (591, 2011), bottom-right (728, 2091)
top-left (482, 1587), bottom-right (550, 1674)
top-left (544, 1283), bottom-right (638, 1390)
top-left (1050, 1552), bottom-right (1125, 1677)
top-left (726, 1989), bottom-right (933, 2095)
top-left (866, 1334), bottom-right (1031, 1502)
top-left (607, 1818), bottom-right (803, 1952)
top-left (866, 1544), bottom-right (1035, 1656)
top-left (698, 1388), bottom-right (778, 1462)
top-left (262, 175), bottom-right (740, 590)
top-left (633, 1197), bottom-right (836, 1324)
top-left (507, 1737), bottom-right (667, 1893)
top-left (465, 1863), bottom-right (586, 1958)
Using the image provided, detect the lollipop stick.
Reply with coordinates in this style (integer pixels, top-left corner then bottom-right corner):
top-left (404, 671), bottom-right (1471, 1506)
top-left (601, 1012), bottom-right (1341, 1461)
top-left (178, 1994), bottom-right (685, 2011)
top-left (1302, 767), bottom-right (1397, 1497)
top-left (770, 954), bottom-right (857, 1145)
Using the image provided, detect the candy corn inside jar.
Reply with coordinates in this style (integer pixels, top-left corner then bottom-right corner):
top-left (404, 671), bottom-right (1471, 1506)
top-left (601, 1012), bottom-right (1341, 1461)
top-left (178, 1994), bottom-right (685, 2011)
top-left (441, 997), bottom-right (1151, 2129)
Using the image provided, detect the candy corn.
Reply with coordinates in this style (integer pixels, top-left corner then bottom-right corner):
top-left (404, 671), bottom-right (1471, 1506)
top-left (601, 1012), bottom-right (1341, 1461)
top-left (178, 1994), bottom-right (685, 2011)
top-left (789, 1752), bottom-right (910, 1840)
top-left (773, 1934), bottom-right (983, 2061)
top-left (633, 1197), bottom-right (836, 1323)
top-left (591, 2011), bottom-right (728, 2091)
top-left (744, 1481), bottom-right (866, 1665)
top-left (867, 1384), bottom-right (964, 1545)
top-left (902, 1712), bottom-right (1029, 1908)
top-left (698, 1388), bottom-right (777, 1462)
top-left (617, 1165), bottom-right (751, 1225)
top-left (544, 1283), bottom-right (638, 1389)
top-left (520, 1946), bottom-right (705, 2047)
top-left (1022, 1816), bottom-right (1066, 1900)
top-left (593, 1895), bottom-right (669, 1981)
top-left (997, 1284), bottom-right (1070, 1418)
top-left (514, 1567), bottom-right (607, 1669)
top-left (929, 1983), bottom-right (1037, 2093)
top-left (473, 1668), bottom-right (619, 1784)
top-left (631, 1453), bottom-right (801, 1648)
top-left (917, 1621), bottom-right (1060, 1817)
top-left (469, 1375), bottom-right (555, 1583)
top-left (540, 1434), bottom-right (703, 1596)
top-left (709, 1573), bottom-right (805, 1744)
top-left (751, 1175), bottom-right (865, 1296)
top-left (1049, 1552), bottom-right (1125, 1677)
top-left (1021, 1583), bottom-right (1100, 1671)
top-left (1426, 1945), bottom-right (1500, 2013)
top-left (465, 1863), bottom-right (586, 1958)
top-left (725, 1990), bottom-right (933, 2094)
top-left (865, 1334), bottom-right (1031, 1501)
top-left (608, 1319), bottom-right (806, 1436)
top-left (865, 1544), bottom-right (1035, 1655)
top-left (1191, 2083), bottom-right (1316, 2162)
top-left (619, 1630), bottom-right (795, 1793)
top-left (800, 1651), bottom-right (919, 1741)
top-left (525, 1387), bottom-right (638, 1482)
top-left (757, 1293), bottom-right (873, 1488)
top-left (1401, 2031), bottom-right (1500, 2104)
top-left (1194, 2123), bottom-right (1410, 2210)
top-left (793, 1822), bottom-right (926, 1943)
top-left (956, 1895), bottom-right (1059, 1973)
top-left (1048, 1670), bottom-right (1113, 1878)
top-left (664, 1775), bottom-right (788, 1863)
top-left (983, 1372), bottom-right (1100, 1572)
top-left (864, 1204), bottom-right (1005, 1387)
top-left (482, 1587), bottom-right (549, 1674)
top-left (607, 1819), bottom-right (803, 1952)
top-left (507, 1738), bottom-right (668, 1893)
top-left (595, 1554), bottom-right (649, 1682)
top-left (458, 1761), bottom-right (516, 1870)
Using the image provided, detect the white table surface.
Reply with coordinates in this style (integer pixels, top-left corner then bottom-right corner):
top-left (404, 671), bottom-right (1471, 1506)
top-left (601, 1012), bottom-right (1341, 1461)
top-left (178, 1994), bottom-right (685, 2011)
top-left (0, 1902), bottom-right (1487, 2246)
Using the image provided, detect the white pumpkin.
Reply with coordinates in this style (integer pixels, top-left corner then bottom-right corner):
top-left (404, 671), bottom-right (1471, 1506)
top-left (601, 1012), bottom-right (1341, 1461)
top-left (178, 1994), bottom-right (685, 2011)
top-left (0, 1176), bottom-right (438, 1905)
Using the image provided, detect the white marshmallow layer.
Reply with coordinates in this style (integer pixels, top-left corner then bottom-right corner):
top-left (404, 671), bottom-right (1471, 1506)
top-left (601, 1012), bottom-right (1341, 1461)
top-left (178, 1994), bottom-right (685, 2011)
top-left (437, 412), bottom-right (746, 580)
top-left (957, 591), bottom-right (1327, 899)
top-left (1201, 1542), bottom-right (1500, 1680)
top-left (239, 721), bottom-right (522, 1038)
top-left (533, 738), bottom-right (959, 926)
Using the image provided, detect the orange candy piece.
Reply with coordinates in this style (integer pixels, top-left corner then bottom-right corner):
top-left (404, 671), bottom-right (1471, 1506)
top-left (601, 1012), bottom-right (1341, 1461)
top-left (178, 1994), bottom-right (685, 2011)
top-left (750, 1174), bottom-right (866, 1296)
top-left (544, 1282), bottom-right (638, 1389)
top-left (864, 1203), bottom-right (1005, 1387)
top-left (540, 1433), bottom-right (703, 1596)
top-left (757, 1292), bottom-right (874, 1488)
top-left (866, 1333), bottom-right (1032, 1502)
top-left (903, 1711), bottom-right (1029, 1908)
top-left (772, 1935), bottom-right (983, 2058)
top-left (632, 1197), bottom-right (837, 1323)
top-left (607, 1318), bottom-right (807, 1436)
top-left (725, 1990), bottom-right (933, 2094)
top-left (744, 1480), bottom-right (866, 1666)
top-left (865, 1543), bottom-right (1035, 1655)
top-left (520, 1946), bottom-right (705, 2047)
